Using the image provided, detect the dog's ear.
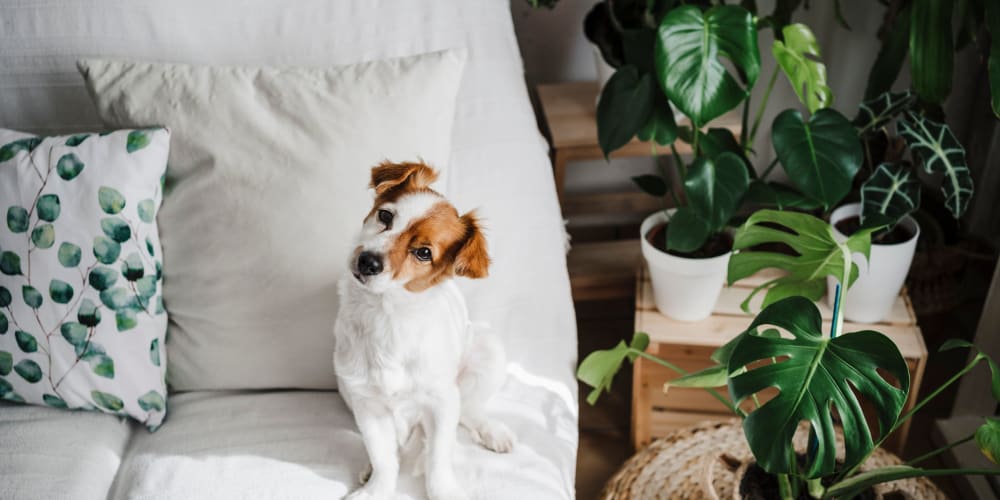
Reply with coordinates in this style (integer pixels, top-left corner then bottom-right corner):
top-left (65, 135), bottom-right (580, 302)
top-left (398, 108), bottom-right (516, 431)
top-left (454, 212), bottom-right (490, 279)
top-left (370, 161), bottom-right (439, 196)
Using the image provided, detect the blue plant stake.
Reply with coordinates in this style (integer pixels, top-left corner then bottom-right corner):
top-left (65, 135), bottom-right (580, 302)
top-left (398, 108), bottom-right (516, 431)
top-left (830, 283), bottom-right (842, 339)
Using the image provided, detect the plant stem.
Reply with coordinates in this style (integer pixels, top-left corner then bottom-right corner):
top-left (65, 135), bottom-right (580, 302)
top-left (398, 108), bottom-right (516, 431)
top-left (759, 157), bottom-right (780, 180)
top-left (748, 66), bottom-right (781, 152)
top-left (632, 350), bottom-right (748, 418)
top-left (833, 245), bottom-right (851, 338)
top-left (692, 121), bottom-right (701, 157)
top-left (905, 433), bottom-right (976, 466)
top-left (806, 477), bottom-right (825, 499)
top-left (741, 96), bottom-right (750, 149)
top-left (778, 474), bottom-right (795, 500)
top-left (670, 142), bottom-right (687, 181)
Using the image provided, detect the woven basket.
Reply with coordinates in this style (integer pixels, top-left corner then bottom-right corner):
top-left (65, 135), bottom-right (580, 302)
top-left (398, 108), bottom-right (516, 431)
top-left (600, 420), bottom-right (945, 500)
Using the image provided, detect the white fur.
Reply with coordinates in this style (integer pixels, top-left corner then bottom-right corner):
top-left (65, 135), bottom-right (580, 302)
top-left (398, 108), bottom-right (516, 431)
top-left (334, 194), bottom-right (514, 500)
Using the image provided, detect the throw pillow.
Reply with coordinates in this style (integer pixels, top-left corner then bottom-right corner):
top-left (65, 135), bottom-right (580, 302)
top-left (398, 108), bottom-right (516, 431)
top-left (78, 50), bottom-right (465, 390)
top-left (0, 127), bottom-right (169, 430)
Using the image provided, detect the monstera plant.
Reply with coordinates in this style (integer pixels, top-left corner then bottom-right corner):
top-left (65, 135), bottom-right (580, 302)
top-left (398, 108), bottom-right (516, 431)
top-left (579, 209), bottom-right (1000, 499)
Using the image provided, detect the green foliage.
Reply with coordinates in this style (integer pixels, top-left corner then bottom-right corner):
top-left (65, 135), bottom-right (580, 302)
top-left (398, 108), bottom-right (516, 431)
top-left (116, 309), bottom-right (138, 331)
top-left (43, 394), bottom-right (67, 408)
top-left (100, 218), bottom-right (131, 243)
top-left (84, 352), bottom-right (114, 379)
top-left (138, 199), bottom-right (156, 223)
top-left (93, 236), bottom-right (121, 264)
top-left (98, 187), bottom-right (126, 215)
top-left (6, 206), bottom-right (28, 233)
top-left (977, 417), bottom-right (1000, 465)
top-left (728, 297), bottom-right (910, 477)
top-left (121, 253), bottom-right (145, 281)
top-left (909, 0), bottom-right (953, 104)
top-left (22, 285), bottom-right (43, 309)
top-left (88, 267), bottom-right (119, 291)
top-left (0, 286), bottom-right (9, 307)
top-left (126, 130), bottom-right (151, 153)
top-left (136, 276), bottom-right (157, 300)
top-left (853, 90), bottom-right (916, 135)
top-left (631, 175), bottom-right (667, 197)
top-left (0, 137), bottom-right (42, 162)
top-left (772, 24), bottom-right (831, 113)
top-left (77, 299), bottom-right (101, 327)
top-left (48, 280), bottom-right (74, 304)
top-left (728, 210), bottom-right (877, 311)
top-left (667, 153), bottom-right (750, 252)
top-left (897, 113), bottom-right (973, 219)
top-left (100, 287), bottom-right (134, 311)
top-left (137, 390), bottom-right (165, 411)
top-left (771, 108), bottom-right (861, 210)
top-left (36, 194), bottom-right (60, 222)
top-left (655, 5), bottom-right (760, 127)
top-left (0, 311), bottom-right (6, 334)
top-left (150, 338), bottom-right (161, 366)
top-left (145, 237), bottom-right (155, 257)
top-left (15, 330), bottom-right (37, 353)
top-left (637, 92), bottom-right (679, 146)
top-left (91, 390), bottom-right (124, 411)
top-left (14, 359), bottom-right (42, 383)
top-left (860, 163), bottom-right (921, 229)
top-left (745, 181), bottom-right (822, 211)
top-left (0, 251), bottom-right (22, 275)
top-left (668, 364), bottom-right (728, 388)
top-left (578, 332), bottom-right (649, 405)
top-left (56, 153), bottom-right (85, 180)
top-left (58, 242), bottom-right (81, 267)
top-left (64, 134), bottom-right (90, 147)
top-left (61, 322), bottom-right (89, 346)
top-left (0, 351), bottom-right (11, 375)
top-left (597, 67), bottom-right (655, 157)
top-left (31, 224), bottom-right (55, 249)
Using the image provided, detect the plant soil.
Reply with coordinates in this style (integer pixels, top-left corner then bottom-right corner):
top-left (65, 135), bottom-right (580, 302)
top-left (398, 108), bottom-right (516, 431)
top-left (646, 222), bottom-right (733, 258)
top-left (835, 215), bottom-right (914, 245)
top-left (739, 460), bottom-right (878, 500)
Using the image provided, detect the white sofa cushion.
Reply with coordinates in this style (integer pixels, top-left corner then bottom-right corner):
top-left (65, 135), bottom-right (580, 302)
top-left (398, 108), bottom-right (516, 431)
top-left (0, 401), bottom-right (133, 500)
top-left (0, 127), bottom-right (170, 429)
top-left (79, 52), bottom-right (465, 391)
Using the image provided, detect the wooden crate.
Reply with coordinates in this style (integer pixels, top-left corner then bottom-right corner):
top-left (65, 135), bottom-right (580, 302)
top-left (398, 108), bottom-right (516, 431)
top-left (631, 266), bottom-right (928, 454)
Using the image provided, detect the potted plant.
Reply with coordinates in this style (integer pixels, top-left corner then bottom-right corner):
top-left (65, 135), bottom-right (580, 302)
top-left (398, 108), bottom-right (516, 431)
top-left (579, 209), bottom-right (1000, 499)
top-left (592, 1), bottom-right (860, 321)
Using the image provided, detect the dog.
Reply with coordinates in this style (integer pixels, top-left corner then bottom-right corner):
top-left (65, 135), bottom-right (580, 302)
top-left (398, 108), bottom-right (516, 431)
top-left (334, 161), bottom-right (515, 500)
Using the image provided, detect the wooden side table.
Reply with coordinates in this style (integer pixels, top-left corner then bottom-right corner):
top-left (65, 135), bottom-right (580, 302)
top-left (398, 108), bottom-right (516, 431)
top-left (631, 266), bottom-right (928, 455)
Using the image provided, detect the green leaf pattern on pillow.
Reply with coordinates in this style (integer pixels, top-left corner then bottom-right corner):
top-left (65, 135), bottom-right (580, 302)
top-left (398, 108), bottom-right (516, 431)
top-left (0, 128), bottom-right (168, 430)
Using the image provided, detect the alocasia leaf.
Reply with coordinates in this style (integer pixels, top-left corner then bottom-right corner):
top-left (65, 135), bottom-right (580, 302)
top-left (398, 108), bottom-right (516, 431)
top-left (860, 162), bottom-right (921, 228)
top-left (728, 296), bottom-right (910, 477)
top-left (853, 90), bottom-right (916, 135)
top-left (772, 108), bottom-right (862, 210)
top-left (597, 66), bottom-right (655, 157)
top-left (897, 113), bottom-right (973, 219)
top-left (578, 332), bottom-right (650, 405)
top-left (772, 23), bottom-right (831, 113)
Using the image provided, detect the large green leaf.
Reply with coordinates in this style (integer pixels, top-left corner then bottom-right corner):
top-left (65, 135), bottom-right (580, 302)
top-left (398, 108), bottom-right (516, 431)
top-left (665, 207), bottom-right (713, 253)
top-left (860, 162), bottom-right (921, 228)
top-left (654, 5), bottom-right (760, 126)
top-left (667, 153), bottom-right (749, 253)
top-left (728, 296), bottom-right (910, 477)
top-left (772, 23), bottom-right (831, 113)
top-left (988, 0), bottom-right (1000, 118)
top-left (728, 210), bottom-right (877, 311)
top-left (772, 108), bottom-right (862, 210)
top-left (897, 113), bottom-right (973, 218)
top-left (631, 175), bottom-right (668, 197)
top-left (977, 417), bottom-right (1000, 464)
top-left (863, 2), bottom-right (911, 100)
top-left (853, 90), bottom-right (916, 135)
top-left (597, 66), bottom-right (655, 157)
top-left (910, 0), bottom-right (953, 104)
top-left (578, 332), bottom-right (650, 405)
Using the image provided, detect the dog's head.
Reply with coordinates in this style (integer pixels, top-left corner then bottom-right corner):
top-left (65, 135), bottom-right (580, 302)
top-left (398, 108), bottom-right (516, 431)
top-left (349, 161), bottom-right (489, 293)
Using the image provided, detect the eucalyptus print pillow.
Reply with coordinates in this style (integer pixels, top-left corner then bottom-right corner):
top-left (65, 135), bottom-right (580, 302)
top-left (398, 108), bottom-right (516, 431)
top-left (0, 127), bottom-right (169, 430)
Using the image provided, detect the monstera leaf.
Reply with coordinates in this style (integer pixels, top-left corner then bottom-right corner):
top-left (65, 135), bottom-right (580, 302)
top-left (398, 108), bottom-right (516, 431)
top-left (597, 66), bottom-right (655, 157)
top-left (772, 23), bottom-right (831, 113)
top-left (860, 162), bottom-right (921, 228)
top-left (745, 181), bottom-right (822, 210)
top-left (578, 332), bottom-right (649, 405)
top-left (655, 5), bottom-right (760, 126)
top-left (772, 108), bottom-right (862, 210)
top-left (728, 210), bottom-right (877, 311)
top-left (909, 0), bottom-right (953, 104)
top-left (897, 113), bottom-right (973, 219)
top-left (853, 90), bottom-right (916, 135)
top-left (637, 91), bottom-right (678, 146)
top-left (728, 296), bottom-right (910, 477)
top-left (667, 152), bottom-right (750, 252)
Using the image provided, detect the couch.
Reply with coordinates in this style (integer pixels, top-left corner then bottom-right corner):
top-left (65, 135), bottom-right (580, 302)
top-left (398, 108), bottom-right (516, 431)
top-left (0, 1), bottom-right (579, 498)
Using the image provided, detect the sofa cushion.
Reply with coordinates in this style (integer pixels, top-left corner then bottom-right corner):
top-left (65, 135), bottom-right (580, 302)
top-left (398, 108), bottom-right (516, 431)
top-left (0, 401), bottom-right (133, 500)
top-left (79, 52), bottom-right (465, 391)
top-left (0, 127), bottom-right (170, 429)
top-left (108, 388), bottom-right (572, 499)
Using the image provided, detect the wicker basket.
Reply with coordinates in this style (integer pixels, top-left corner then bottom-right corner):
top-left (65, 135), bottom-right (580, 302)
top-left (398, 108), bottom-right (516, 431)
top-left (600, 420), bottom-right (945, 500)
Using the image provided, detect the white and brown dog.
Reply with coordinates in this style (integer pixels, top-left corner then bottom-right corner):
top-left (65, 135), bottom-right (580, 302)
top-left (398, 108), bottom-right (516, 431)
top-left (334, 162), bottom-right (514, 500)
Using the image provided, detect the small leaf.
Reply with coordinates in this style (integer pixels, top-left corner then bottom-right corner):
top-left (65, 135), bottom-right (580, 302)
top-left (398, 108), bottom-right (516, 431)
top-left (138, 199), bottom-right (156, 223)
top-left (154, 295), bottom-right (165, 315)
top-left (88, 267), bottom-right (119, 291)
top-left (137, 390), bottom-right (165, 412)
top-left (155, 260), bottom-right (162, 280)
top-left (0, 286), bottom-right (10, 307)
top-left (14, 359), bottom-right (42, 383)
top-left (64, 134), bottom-right (90, 147)
top-left (596, 66), bottom-right (655, 157)
top-left (100, 287), bottom-right (134, 310)
top-left (668, 364), bottom-right (728, 388)
top-left (121, 252), bottom-right (144, 281)
top-left (36, 194), bottom-right (60, 222)
top-left (0, 311), bottom-right (6, 334)
top-left (83, 353), bottom-right (114, 378)
top-left (91, 390), bottom-right (124, 411)
top-left (61, 322), bottom-right (89, 346)
top-left (6, 206), bottom-right (28, 233)
top-left (15, 330), bottom-right (37, 353)
top-left (940, 339), bottom-right (975, 352)
top-left (43, 394), bottom-right (68, 408)
top-left (0, 377), bottom-right (13, 396)
top-left (853, 90), bottom-right (916, 134)
top-left (98, 187), bottom-right (126, 215)
top-left (772, 23), bottom-right (832, 113)
top-left (0, 137), bottom-right (42, 162)
top-left (77, 299), bottom-right (101, 327)
top-left (0, 252), bottom-right (22, 276)
top-left (150, 338), bottom-right (161, 366)
top-left (136, 276), bottom-right (157, 299)
top-left (49, 280), bottom-right (74, 304)
top-left (22, 286), bottom-right (42, 309)
top-left (631, 175), bottom-right (668, 197)
top-left (578, 332), bottom-right (649, 405)
top-left (116, 309), bottom-right (138, 331)
top-left (126, 130), bottom-right (151, 153)
top-left (56, 153), bottom-right (85, 180)
top-left (145, 237), bottom-right (155, 257)
top-left (666, 207), bottom-right (713, 253)
top-left (58, 242), bottom-right (82, 267)
top-left (100, 218), bottom-right (131, 243)
top-left (976, 417), bottom-right (1000, 464)
top-left (0, 351), bottom-right (11, 375)
top-left (93, 236), bottom-right (121, 264)
top-left (860, 162), bottom-right (921, 228)
top-left (31, 224), bottom-right (55, 249)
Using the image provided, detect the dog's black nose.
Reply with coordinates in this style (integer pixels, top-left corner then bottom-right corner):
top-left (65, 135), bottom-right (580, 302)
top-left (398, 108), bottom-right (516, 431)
top-left (357, 251), bottom-right (383, 276)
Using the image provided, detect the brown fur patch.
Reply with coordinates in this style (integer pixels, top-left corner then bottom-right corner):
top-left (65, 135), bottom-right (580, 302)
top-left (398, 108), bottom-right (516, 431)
top-left (370, 161), bottom-right (439, 205)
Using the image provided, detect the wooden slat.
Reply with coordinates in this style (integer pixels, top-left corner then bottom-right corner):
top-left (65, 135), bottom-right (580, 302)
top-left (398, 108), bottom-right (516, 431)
top-left (562, 191), bottom-right (665, 218)
top-left (568, 240), bottom-right (642, 301)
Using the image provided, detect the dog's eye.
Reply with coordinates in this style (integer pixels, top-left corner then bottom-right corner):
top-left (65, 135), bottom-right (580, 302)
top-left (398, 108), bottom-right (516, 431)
top-left (377, 209), bottom-right (394, 226)
top-left (413, 247), bottom-right (432, 262)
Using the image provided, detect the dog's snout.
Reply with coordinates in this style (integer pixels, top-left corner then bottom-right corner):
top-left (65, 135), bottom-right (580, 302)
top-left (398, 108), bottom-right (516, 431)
top-left (357, 251), bottom-right (383, 276)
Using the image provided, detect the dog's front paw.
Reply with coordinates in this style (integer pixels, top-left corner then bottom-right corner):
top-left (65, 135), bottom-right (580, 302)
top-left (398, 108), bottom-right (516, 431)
top-left (471, 420), bottom-right (516, 453)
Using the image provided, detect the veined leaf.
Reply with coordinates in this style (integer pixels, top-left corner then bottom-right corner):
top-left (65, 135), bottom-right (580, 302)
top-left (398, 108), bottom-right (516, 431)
top-left (655, 5), bottom-right (760, 126)
top-left (860, 162), bottom-right (921, 228)
top-left (897, 113), bottom-right (973, 218)
top-left (668, 364), bottom-right (728, 388)
top-left (637, 91), bottom-right (678, 146)
top-left (772, 108), bottom-right (862, 210)
top-left (772, 23), bottom-right (831, 113)
top-left (683, 153), bottom-right (750, 234)
top-left (910, 0), bottom-right (953, 104)
top-left (578, 332), bottom-right (650, 405)
top-left (597, 66), bottom-right (655, 157)
top-left (728, 296), bottom-right (910, 477)
top-left (853, 90), bottom-right (916, 135)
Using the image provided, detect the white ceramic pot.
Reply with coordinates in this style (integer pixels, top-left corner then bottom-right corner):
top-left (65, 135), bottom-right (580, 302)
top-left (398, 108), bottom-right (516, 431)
top-left (641, 211), bottom-right (731, 322)
top-left (826, 203), bottom-right (920, 323)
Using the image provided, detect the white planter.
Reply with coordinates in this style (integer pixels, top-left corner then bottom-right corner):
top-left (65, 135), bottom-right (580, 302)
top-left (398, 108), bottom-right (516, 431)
top-left (640, 211), bottom-right (731, 322)
top-left (826, 203), bottom-right (920, 323)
